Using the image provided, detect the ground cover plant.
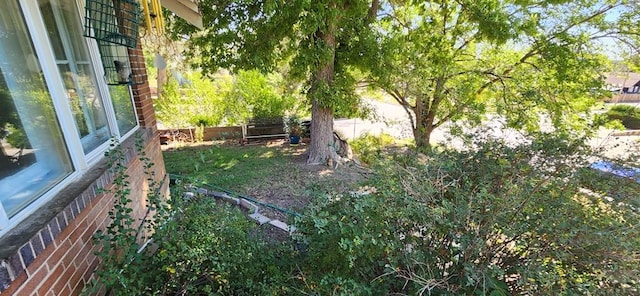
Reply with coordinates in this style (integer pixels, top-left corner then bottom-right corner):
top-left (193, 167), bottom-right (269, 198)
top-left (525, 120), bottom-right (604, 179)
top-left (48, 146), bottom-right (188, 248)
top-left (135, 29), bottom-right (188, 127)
top-left (93, 134), bottom-right (639, 295)
top-left (606, 105), bottom-right (640, 129)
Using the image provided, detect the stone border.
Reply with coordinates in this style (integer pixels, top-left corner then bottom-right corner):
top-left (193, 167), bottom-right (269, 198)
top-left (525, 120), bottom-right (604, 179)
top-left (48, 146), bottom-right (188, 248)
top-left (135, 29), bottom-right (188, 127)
top-left (183, 186), bottom-right (297, 234)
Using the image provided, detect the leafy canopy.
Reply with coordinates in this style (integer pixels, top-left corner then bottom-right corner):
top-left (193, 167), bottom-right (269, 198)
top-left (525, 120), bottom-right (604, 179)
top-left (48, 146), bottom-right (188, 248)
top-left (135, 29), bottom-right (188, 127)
top-left (165, 0), bottom-right (380, 112)
top-left (367, 0), bottom-right (639, 147)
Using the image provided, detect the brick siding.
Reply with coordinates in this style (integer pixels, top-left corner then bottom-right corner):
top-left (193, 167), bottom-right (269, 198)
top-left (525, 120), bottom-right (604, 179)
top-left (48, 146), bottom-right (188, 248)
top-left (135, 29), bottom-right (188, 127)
top-left (129, 43), bottom-right (158, 130)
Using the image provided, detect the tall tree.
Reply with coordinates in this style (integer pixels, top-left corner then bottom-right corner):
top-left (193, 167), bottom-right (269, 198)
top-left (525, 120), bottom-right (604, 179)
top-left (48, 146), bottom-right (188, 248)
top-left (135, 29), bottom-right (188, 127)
top-left (165, 0), bottom-right (379, 164)
top-left (368, 0), bottom-right (639, 148)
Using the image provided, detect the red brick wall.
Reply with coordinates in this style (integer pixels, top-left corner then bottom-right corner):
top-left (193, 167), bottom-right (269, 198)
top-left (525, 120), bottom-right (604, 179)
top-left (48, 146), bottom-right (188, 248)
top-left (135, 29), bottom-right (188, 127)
top-left (0, 131), bottom-right (167, 296)
top-left (129, 43), bottom-right (158, 130)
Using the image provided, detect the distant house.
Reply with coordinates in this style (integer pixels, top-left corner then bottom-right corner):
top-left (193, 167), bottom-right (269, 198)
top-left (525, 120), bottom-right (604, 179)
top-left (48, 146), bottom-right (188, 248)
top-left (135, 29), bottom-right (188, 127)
top-left (604, 72), bottom-right (640, 93)
top-left (603, 72), bottom-right (640, 102)
top-left (0, 0), bottom-right (200, 295)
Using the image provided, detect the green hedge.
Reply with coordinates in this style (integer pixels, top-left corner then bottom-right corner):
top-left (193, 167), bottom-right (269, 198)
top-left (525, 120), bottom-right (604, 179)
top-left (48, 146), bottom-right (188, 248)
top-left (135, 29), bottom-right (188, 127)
top-left (606, 105), bottom-right (640, 129)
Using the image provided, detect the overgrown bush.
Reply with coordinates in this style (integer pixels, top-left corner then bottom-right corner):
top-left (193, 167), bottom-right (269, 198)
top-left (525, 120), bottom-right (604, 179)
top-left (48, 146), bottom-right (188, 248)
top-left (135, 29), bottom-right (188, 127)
top-left (295, 133), bottom-right (640, 295)
top-left (227, 70), bottom-right (299, 123)
top-left (141, 198), bottom-right (294, 295)
top-left (349, 133), bottom-right (396, 164)
top-left (154, 72), bottom-right (231, 128)
top-left (606, 104), bottom-right (640, 129)
top-left (577, 167), bottom-right (640, 209)
top-left (115, 196), bottom-right (295, 295)
top-left (93, 133), bottom-right (639, 295)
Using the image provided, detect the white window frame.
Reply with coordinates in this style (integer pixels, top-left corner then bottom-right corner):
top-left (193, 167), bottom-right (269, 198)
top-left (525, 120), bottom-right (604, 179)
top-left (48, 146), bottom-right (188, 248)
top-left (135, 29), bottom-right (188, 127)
top-left (0, 0), bottom-right (139, 234)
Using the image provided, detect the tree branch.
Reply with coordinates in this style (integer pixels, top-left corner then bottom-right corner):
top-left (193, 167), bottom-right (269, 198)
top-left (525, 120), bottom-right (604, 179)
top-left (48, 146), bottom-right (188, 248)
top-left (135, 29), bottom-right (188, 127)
top-left (367, 0), bottom-right (379, 23)
top-left (474, 3), bottom-right (620, 96)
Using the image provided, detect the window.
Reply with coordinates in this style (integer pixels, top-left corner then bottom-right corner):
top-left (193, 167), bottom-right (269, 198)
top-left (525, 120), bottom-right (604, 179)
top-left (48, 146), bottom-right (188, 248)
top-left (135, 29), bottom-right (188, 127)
top-left (110, 84), bottom-right (137, 134)
top-left (99, 42), bottom-right (138, 135)
top-left (40, 0), bottom-right (111, 153)
top-left (0, 0), bottom-right (139, 229)
top-left (0, 0), bottom-right (74, 218)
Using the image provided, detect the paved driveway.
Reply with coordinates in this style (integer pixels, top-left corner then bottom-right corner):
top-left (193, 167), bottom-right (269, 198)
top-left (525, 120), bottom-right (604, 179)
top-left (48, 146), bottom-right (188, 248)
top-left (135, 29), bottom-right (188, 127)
top-left (334, 100), bottom-right (639, 159)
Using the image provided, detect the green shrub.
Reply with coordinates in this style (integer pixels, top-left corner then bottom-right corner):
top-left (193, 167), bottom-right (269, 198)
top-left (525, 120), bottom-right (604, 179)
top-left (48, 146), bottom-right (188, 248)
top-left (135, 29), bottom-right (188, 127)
top-left (295, 134), bottom-right (640, 295)
top-left (577, 167), bottom-right (640, 209)
top-left (227, 70), bottom-right (298, 123)
top-left (189, 115), bottom-right (218, 127)
top-left (606, 105), bottom-right (640, 129)
top-left (117, 196), bottom-right (295, 295)
top-left (349, 133), bottom-right (396, 164)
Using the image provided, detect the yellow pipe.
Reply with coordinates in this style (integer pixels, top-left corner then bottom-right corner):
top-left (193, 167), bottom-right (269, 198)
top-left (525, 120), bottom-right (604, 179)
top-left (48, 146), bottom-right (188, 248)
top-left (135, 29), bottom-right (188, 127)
top-left (157, 0), bottom-right (165, 34)
top-left (140, 0), bottom-right (153, 33)
top-left (152, 0), bottom-right (162, 32)
top-left (149, 0), bottom-right (157, 30)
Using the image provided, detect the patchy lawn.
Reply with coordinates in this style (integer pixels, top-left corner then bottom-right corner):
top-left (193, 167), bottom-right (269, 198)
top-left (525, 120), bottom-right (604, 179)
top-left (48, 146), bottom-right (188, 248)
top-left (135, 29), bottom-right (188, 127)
top-left (162, 139), bottom-right (366, 222)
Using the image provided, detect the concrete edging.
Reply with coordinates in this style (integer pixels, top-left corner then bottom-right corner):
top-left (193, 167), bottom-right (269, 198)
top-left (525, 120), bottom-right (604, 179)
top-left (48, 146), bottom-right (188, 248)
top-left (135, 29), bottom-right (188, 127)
top-left (183, 187), bottom-right (296, 234)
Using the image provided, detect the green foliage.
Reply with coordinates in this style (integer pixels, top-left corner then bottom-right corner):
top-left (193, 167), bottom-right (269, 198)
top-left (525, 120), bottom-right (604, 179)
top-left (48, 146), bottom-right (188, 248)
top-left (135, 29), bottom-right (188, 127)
top-left (606, 105), bottom-right (640, 129)
top-left (85, 135), bottom-right (171, 295)
top-left (154, 69), bottom-right (302, 128)
top-left (154, 72), bottom-right (230, 128)
top-left (577, 167), bottom-right (640, 210)
top-left (284, 115), bottom-right (303, 136)
top-left (349, 133), bottom-right (396, 165)
top-left (194, 124), bottom-right (204, 143)
top-left (109, 85), bottom-right (137, 134)
top-left (123, 197), bottom-right (294, 295)
top-left (166, 0), bottom-right (381, 161)
top-left (154, 77), bottom-right (189, 128)
top-left (368, 1), bottom-right (638, 148)
top-left (295, 133), bottom-right (640, 295)
top-left (96, 134), bottom-right (639, 295)
top-left (4, 124), bottom-right (29, 149)
top-left (227, 70), bottom-right (298, 123)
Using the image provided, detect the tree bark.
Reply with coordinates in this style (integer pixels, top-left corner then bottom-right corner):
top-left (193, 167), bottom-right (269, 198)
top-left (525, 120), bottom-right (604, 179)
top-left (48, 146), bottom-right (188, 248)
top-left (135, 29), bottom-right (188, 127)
top-left (306, 5), bottom-right (338, 165)
top-left (413, 94), bottom-right (439, 149)
top-left (307, 100), bottom-right (335, 165)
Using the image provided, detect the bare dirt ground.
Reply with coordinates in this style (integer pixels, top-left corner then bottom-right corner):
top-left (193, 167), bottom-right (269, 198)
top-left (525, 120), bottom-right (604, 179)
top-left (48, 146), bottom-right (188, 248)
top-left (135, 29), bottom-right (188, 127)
top-left (244, 142), bottom-right (367, 222)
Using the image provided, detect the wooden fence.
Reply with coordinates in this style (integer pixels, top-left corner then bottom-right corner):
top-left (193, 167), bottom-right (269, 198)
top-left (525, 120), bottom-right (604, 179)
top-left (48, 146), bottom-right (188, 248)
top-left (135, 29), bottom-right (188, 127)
top-left (609, 93), bottom-right (640, 103)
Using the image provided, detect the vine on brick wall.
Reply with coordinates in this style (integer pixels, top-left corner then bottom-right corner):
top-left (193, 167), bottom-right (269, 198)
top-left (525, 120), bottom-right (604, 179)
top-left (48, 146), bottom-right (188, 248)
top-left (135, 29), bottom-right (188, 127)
top-left (83, 134), bottom-right (169, 295)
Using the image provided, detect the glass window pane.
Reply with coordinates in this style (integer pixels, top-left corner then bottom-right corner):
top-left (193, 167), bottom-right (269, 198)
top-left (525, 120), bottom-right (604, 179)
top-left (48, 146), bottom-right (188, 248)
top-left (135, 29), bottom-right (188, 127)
top-left (39, 1), bottom-right (66, 60)
top-left (39, 0), bottom-right (110, 153)
top-left (0, 1), bottom-right (73, 217)
top-left (109, 85), bottom-right (137, 134)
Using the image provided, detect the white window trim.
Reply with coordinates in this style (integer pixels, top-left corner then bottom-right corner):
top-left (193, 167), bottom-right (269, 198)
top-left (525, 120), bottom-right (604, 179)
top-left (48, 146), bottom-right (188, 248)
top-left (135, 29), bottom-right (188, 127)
top-left (21, 0), bottom-right (87, 170)
top-left (0, 0), bottom-right (141, 233)
top-left (77, 0), bottom-right (140, 144)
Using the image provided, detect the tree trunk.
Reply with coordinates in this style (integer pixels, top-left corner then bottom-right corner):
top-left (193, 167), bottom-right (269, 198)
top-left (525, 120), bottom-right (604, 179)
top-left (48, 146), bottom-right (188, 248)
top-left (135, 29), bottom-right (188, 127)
top-left (0, 145), bottom-right (17, 176)
top-left (306, 5), bottom-right (337, 165)
top-left (413, 97), bottom-right (437, 149)
top-left (413, 115), bottom-right (436, 149)
top-left (307, 101), bottom-right (335, 165)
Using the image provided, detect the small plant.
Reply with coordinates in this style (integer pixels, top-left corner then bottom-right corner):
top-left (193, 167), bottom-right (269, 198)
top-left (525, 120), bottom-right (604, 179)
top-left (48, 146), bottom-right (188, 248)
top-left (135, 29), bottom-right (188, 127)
top-left (194, 124), bottom-right (204, 142)
top-left (284, 115), bottom-right (302, 136)
top-left (349, 133), bottom-right (396, 164)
